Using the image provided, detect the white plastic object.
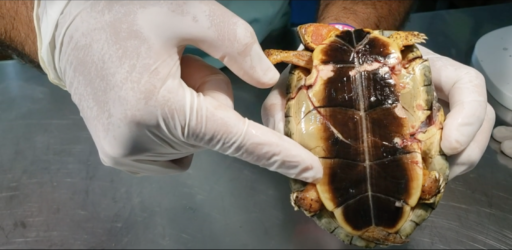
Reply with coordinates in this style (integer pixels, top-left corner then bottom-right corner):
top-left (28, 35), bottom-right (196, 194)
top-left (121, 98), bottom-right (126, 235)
top-left (471, 25), bottom-right (512, 110)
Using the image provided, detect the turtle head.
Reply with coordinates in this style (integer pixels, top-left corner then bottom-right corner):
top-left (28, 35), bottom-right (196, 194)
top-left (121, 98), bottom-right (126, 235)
top-left (297, 23), bottom-right (341, 51)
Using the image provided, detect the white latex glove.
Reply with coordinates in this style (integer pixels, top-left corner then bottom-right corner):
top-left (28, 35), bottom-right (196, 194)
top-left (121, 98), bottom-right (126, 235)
top-left (33, 1), bottom-right (323, 182)
top-left (491, 126), bottom-right (512, 158)
top-left (262, 43), bottom-right (495, 180)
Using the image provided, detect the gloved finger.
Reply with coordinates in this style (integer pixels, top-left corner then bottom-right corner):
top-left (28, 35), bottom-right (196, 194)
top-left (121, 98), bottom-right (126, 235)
top-left (261, 64), bottom-right (291, 134)
top-left (181, 54), bottom-right (234, 109)
top-left (137, 1), bottom-right (279, 89)
top-left (418, 45), bottom-right (488, 156)
top-left (492, 125), bottom-right (512, 142)
top-left (157, 86), bottom-right (323, 183)
top-left (500, 140), bottom-right (512, 158)
top-left (447, 103), bottom-right (495, 180)
top-left (97, 146), bottom-right (194, 176)
top-left (202, 110), bottom-right (323, 183)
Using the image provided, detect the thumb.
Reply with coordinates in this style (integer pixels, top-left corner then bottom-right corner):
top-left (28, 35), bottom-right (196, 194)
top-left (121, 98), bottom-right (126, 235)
top-left (136, 1), bottom-right (280, 88)
top-left (262, 44), bottom-right (305, 134)
top-left (262, 64), bottom-right (292, 134)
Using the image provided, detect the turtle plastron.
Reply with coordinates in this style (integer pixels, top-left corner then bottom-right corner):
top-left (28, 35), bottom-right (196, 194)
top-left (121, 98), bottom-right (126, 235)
top-left (265, 23), bottom-right (449, 248)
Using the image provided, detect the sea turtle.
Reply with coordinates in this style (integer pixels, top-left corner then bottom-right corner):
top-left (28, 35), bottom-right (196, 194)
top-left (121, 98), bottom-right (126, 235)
top-left (264, 23), bottom-right (449, 248)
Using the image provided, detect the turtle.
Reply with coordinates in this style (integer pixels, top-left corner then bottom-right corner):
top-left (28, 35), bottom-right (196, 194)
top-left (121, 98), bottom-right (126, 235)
top-left (264, 23), bottom-right (449, 248)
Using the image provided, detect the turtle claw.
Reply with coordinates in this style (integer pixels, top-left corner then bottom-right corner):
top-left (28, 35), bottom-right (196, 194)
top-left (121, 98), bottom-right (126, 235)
top-left (290, 193), bottom-right (300, 211)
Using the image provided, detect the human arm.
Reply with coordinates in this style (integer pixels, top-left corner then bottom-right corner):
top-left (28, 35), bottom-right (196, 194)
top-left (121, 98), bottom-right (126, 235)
top-left (317, 0), bottom-right (414, 29)
top-left (0, 0), bottom-right (39, 67)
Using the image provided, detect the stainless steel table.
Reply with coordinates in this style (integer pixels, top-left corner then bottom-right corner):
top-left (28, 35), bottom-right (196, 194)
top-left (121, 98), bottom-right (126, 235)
top-left (1, 3), bottom-right (512, 249)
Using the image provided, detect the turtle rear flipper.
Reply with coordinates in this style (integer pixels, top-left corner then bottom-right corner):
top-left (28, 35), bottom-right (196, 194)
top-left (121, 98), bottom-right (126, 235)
top-left (291, 183), bottom-right (323, 216)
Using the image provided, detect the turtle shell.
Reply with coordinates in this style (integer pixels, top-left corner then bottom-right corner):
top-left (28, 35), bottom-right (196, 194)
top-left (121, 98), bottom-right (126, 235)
top-left (284, 28), bottom-right (449, 247)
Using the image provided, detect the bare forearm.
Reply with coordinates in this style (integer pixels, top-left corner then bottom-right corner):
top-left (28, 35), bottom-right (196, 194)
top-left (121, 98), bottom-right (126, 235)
top-left (0, 0), bottom-right (38, 65)
top-left (317, 0), bottom-right (414, 30)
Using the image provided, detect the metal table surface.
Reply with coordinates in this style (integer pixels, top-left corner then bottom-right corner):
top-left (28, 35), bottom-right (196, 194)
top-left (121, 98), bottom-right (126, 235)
top-left (1, 3), bottom-right (512, 249)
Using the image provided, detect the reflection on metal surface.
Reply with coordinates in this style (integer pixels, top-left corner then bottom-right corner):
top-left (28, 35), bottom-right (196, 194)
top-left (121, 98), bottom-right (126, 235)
top-left (1, 3), bottom-right (512, 249)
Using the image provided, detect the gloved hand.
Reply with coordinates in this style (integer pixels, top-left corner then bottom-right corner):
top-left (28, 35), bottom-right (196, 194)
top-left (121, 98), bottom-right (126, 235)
top-left (262, 43), bottom-right (495, 180)
top-left (33, 1), bottom-right (323, 182)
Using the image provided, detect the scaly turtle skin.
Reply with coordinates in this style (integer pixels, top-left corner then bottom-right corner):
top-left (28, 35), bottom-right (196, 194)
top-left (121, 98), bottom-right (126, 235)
top-left (264, 24), bottom-right (449, 248)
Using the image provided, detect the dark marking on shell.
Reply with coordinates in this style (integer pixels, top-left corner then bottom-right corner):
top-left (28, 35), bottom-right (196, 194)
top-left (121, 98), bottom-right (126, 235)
top-left (323, 159), bottom-right (368, 207)
top-left (370, 154), bottom-right (421, 203)
top-left (371, 195), bottom-right (408, 229)
top-left (341, 194), bottom-right (374, 231)
top-left (315, 66), bottom-right (357, 109)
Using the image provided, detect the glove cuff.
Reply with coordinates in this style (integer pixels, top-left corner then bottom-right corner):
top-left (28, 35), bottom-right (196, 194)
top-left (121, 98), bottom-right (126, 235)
top-left (33, 0), bottom-right (70, 90)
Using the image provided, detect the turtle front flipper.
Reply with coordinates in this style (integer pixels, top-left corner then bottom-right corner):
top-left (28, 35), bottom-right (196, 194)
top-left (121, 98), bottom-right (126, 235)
top-left (388, 31), bottom-right (427, 50)
top-left (297, 23), bottom-right (341, 50)
top-left (264, 49), bottom-right (313, 69)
